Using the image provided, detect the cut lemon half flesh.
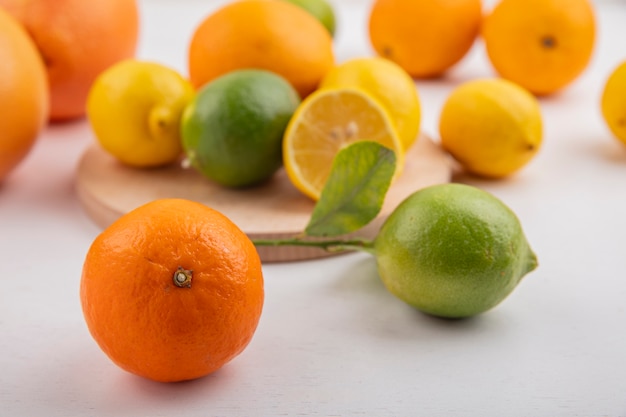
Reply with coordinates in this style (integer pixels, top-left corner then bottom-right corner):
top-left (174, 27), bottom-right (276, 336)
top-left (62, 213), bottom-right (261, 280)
top-left (283, 87), bottom-right (404, 200)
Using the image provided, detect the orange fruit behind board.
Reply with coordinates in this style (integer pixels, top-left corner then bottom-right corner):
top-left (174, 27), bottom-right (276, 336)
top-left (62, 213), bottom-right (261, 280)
top-left (482, 0), bottom-right (596, 96)
top-left (188, 0), bottom-right (335, 98)
top-left (80, 199), bottom-right (265, 383)
top-left (368, 0), bottom-right (483, 78)
top-left (0, 0), bottom-right (140, 121)
top-left (0, 8), bottom-right (49, 182)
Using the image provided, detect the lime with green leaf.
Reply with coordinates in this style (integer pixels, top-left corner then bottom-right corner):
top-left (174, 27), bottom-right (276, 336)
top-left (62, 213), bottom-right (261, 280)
top-left (254, 141), bottom-right (538, 318)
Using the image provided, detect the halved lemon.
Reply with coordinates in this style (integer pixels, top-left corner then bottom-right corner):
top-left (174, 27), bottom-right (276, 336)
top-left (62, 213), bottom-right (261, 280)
top-left (283, 87), bottom-right (405, 200)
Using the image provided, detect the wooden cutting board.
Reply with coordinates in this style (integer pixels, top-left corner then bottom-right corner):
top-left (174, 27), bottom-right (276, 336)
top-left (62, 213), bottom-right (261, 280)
top-left (75, 134), bottom-right (452, 262)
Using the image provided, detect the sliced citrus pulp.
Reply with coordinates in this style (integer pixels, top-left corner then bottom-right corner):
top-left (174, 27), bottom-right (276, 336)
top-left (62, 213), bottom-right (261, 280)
top-left (283, 87), bottom-right (405, 200)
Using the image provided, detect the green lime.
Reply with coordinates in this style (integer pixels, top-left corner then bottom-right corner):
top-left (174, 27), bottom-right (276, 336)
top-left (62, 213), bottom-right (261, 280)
top-left (283, 0), bottom-right (336, 37)
top-left (374, 183), bottom-right (537, 318)
top-left (181, 69), bottom-right (300, 188)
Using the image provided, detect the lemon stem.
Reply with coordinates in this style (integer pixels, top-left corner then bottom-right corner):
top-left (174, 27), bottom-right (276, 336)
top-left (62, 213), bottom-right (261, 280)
top-left (148, 106), bottom-right (172, 138)
top-left (252, 237), bottom-right (377, 255)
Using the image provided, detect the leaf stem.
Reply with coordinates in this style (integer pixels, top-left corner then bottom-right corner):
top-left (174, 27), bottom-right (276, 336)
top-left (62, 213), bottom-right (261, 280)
top-left (252, 237), bottom-right (377, 255)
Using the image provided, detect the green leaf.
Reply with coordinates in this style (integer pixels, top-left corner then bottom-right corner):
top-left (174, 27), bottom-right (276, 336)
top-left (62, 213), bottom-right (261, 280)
top-left (304, 141), bottom-right (397, 237)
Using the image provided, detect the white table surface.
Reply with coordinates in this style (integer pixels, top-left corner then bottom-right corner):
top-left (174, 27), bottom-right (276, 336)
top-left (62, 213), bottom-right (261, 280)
top-left (2, 0), bottom-right (626, 416)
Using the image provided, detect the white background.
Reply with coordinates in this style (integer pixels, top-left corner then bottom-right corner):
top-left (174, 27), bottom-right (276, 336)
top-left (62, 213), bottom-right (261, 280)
top-left (1, 0), bottom-right (626, 416)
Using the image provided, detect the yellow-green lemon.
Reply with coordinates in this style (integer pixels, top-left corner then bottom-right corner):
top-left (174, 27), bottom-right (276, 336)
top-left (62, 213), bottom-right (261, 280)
top-left (374, 183), bottom-right (537, 318)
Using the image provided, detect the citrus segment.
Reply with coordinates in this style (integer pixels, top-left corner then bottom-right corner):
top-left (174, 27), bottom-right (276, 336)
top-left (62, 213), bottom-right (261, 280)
top-left (283, 87), bottom-right (404, 200)
top-left (319, 57), bottom-right (421, 151)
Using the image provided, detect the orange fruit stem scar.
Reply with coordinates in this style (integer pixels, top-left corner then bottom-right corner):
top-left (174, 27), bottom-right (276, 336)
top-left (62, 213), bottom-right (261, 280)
top-left (173, 266), bottom-right (193, 288)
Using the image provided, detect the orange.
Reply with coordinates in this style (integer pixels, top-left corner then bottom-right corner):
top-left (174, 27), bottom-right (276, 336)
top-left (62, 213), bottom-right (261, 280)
top-left (80, 199), bottom-right (265, 383)
top-left (482, 0), bottom-right (596, 96)
top-left (0, 0), bottom-right (139, 121)
top-left (0, 8), bottom-right (49, 182)
top-left (368, 0), bottom-right (482, 78)
top-left (188, 0), bottom-right (335, 98)
top-left (283, 87), bottom-right (404, 200)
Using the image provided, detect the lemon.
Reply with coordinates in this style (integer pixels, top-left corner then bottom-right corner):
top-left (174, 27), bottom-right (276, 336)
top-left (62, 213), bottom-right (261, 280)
top-left (282, 86), bottom-right (404, 200)
top-left (319, 57), bottom-right (421, 151)
top-left (87, 60), bottom-right (194, 168)
top-left (439, 78), bottom-right (543, 178)
top-left (181, 69), bottom-right (300, 188)
top-left (374, 183), bottom-right (537, 318)
top-left (283, 0), bottom-right (336, 37)
top-left (601, 60), bottom-right (626, 145)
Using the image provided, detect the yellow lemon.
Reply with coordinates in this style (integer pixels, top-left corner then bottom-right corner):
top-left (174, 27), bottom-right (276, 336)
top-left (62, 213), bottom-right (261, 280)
top-left (87, 59), bottom-right (195, 168)
top-left (283, 87), bottom-right (404, 200)
top-left (319, 57), bottom-right (421, 151)
top-left (439, 78), bottom-right (543, 178)
top-left (601, 60), bottom-right (626, 145)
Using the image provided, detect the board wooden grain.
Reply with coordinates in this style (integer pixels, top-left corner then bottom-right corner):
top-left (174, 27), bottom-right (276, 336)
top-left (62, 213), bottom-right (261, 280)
top-left (76, 134), bottom-right (452, 262)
